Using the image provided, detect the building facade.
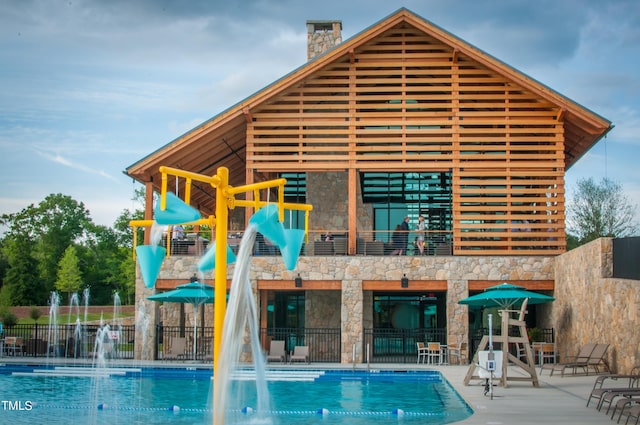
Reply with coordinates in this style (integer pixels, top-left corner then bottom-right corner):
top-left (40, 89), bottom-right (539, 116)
top-left (127, 9), bottom-right (614, 365)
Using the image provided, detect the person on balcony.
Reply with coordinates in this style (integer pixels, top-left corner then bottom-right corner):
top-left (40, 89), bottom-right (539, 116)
top-left (400, 216), bottom-right (410, 255)
top-left (416, 215), bottom-right (426, 255)
top-left (390, 224), bottom-right (404, 255)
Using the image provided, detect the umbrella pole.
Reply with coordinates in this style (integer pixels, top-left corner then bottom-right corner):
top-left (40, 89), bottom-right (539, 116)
top-left (193, 304), bottom-right (198, 361)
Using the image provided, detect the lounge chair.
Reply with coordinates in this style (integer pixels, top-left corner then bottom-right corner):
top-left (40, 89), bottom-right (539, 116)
top-left (267, 340), bottom-right (286, 363)
top-left (622, 403), bottom-right (640, 425)
top-left (587, 369), bottom-right (640, 408)
top-left (610, 397), bottom-right (640, 422)
top-left (164, 337), bottom-right (186, 360)
top-left (550, 342), bottom-right (597, 376)
top-left (290, 345), bottom-right (309, 364)
top-left (586, 343), bottom-right (610, 375)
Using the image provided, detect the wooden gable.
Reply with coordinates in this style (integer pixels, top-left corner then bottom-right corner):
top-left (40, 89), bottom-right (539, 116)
top-left (125, 8), bottom-right (611, 254)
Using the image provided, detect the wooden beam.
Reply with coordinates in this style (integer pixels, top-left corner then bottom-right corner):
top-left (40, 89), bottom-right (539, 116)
top-left (242, 107), bottom-right (253, 124)
top-left (257, 280), bottom-right (342, 290)
top-left (362, 280), bottom-right (447, 291)
top-left (468, 280), bottom-right (555, 291)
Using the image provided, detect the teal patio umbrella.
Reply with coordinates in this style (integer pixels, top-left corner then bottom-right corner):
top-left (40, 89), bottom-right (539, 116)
top-left (148, 276), bottom-right (214, 360)
top-left (458, 283), bottom-right (554, 310)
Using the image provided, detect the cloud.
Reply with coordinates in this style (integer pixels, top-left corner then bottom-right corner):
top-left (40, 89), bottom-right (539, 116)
top-left (34, 149), bottom-right (119, 182)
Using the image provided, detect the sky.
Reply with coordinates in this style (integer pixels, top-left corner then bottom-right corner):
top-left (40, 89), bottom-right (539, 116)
top-left (1, 0), bottom-right (639, 228)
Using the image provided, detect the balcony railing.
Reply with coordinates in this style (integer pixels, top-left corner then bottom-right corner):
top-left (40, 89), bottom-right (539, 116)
top-left (157, 229), bottom-right (453, 257)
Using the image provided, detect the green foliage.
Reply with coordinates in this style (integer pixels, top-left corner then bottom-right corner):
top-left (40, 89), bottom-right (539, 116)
top-left (29, 306), bottom-right (42, 323)
top-left (1, 237), bottom-right (43, 305)
top-left (55, 245), bottom-right (83, 302)
top-left (527, 327), bottom-right (544, 342)
top-left (567, 177), bottom-right (638, 246)
top-left (1, 310), bottom-right (18, 328)
top-left (1, 193), bottom-right (93, 299)
top-left (1, 191), bottom-right (143, 306)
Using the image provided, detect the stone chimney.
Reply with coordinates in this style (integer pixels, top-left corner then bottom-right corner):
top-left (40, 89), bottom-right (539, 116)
top-left (306, 20), bottom-right (342, 60)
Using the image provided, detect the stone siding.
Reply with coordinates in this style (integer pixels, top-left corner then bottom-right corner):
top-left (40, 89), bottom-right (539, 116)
top-left (553, 238), bottom-right (639, 373)
top-left (136, 254), bottom-right (554, 362)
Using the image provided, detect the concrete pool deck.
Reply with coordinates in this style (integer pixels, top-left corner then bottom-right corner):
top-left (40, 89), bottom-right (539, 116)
top-left (0, 357), bottom-right (615, 424)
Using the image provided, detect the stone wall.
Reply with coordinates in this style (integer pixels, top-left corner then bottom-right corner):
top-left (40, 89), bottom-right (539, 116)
top-left (136, 253), bottom-right (554, 362)
top-left (306, 172), bottom-right (373, 238)
top-left (307, 21), bottom-right (342, 60)
top-left (552, 238), bottom-right (639, 373)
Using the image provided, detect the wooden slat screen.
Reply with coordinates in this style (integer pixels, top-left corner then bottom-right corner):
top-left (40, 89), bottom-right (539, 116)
top-left (247, 23), bottom-right (565, 254)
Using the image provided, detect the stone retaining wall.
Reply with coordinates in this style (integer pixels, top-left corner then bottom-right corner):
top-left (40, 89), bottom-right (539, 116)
top-left (136, 253), bottom-right (554, 361)
top-left (553, 238), bottom-right (639, 373)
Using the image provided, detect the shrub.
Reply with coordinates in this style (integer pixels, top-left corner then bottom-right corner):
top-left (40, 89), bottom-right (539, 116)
top-left (29, 307), bottom-right (43, 323)
top-left (1, 311), bottom-right (18, 328)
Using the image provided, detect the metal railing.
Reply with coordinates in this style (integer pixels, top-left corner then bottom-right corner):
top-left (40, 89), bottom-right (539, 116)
top-left (469, 327), bottom-right (555, 357)
top-left (0, 324), bottom-right (135, 359)
top-left (156, 325), bottom-right (214, 361)
top-left (363, 328), bottom-right (447, 363)
top-left (260, 327), bottom-right (341, 363)
top-left (154, 229), bottom-right (454, 257)
top-left (153, 326), bottom-right (342, 363)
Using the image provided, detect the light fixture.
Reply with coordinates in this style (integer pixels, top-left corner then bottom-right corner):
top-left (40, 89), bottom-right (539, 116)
top-left (401, 274), bottom-right (409, 288)
top-left (295, 274), bottom-right (303, 288)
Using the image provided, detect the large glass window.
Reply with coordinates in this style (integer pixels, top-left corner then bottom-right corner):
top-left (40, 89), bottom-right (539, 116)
top-left (280, 172), bottom-right (306, 229)
top-left (267, 292), bottom-right (305, 329)
top-left (361, 172), bottom-right (452, 242)
top-left (373, 293), bottom-right (445, 330)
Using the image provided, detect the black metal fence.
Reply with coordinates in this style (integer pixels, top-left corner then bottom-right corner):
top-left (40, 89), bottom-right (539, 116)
top-left (260, 327), bottom-right (341, 363)
top-left (469, 327), bottom-right (555, 358)
top-left (156, 325), bottom-right (214, 361)
top-left (1, 324), bottom-right (136, 359)
top-left (363, 328), bottom-right (447, 363)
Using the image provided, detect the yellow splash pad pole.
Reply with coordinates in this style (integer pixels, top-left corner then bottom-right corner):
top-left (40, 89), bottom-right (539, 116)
top-left (133, 165), bottom-right (312, 425)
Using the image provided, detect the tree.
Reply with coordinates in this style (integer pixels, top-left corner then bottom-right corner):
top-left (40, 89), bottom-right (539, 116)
top-left (1, 237), bottom-right (42, 305)
top-left (567, 177), bottom-right (638, 245)
top-left (55, 245), bottom-right (83, 303)
top-left (1, 193), bottom-right (93, 297)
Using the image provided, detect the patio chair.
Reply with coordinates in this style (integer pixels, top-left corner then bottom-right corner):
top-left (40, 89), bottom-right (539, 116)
top-left (290, 345), bottom-right (309, 364)
top-left (164, 337), bottom-right (186, 360)
top-left (586, 343), bottom-right (610, 375)
top-left (417, 342), bottom-right (429, 364)
top-left (549, 342), bottom-right (597, 376)
top-left (5, 336), bottom-right (23, 356)
top-left (426, 342), bottom-right (442, 365)
top-left (333, 238), bottom-right (348, 255)
top-left (537, 342), bottom-right (557, 371)
top-left (267, 340), bottom-right (286, 363)
top-left (447, 342), bottom-right (467, 365)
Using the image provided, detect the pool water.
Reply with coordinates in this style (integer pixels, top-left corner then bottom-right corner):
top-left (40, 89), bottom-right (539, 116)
top-left (0, 366), bottom-right (472, 424)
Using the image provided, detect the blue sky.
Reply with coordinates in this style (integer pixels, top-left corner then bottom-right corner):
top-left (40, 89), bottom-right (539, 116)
top-left (1, 0), bottom-right (639, 227)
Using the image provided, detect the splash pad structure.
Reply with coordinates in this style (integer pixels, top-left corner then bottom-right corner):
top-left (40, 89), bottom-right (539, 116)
top-left (131, 165), bottom-right (312, 425)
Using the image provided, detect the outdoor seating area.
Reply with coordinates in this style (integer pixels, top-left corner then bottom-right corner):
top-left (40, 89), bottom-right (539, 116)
top-left (585, 366), bottom-right (640, 423)
top-left (3, 336), bottom-right (24, 356)
top-left (549, 343), bottom-right (610, 376)
top-left (416, 341), bottom-right (448, 365)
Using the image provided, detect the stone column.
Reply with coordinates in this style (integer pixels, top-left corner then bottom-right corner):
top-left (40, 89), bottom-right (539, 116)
top-left (134, 271), bottom-right (157, 361)
top-left (341, 279), bottom-right (363, 364)
top-left (447, 279), bottom-right (469, 347)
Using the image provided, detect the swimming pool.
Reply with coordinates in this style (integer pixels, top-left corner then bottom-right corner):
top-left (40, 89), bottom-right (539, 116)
top-left (0, 365), bottom-right (472, 424)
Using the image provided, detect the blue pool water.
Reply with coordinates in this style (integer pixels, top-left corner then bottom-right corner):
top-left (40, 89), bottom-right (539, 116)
top-left (0, 365), bottom-right (472, 424)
